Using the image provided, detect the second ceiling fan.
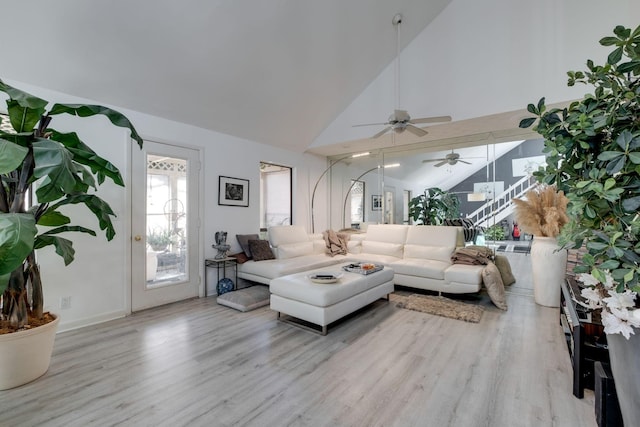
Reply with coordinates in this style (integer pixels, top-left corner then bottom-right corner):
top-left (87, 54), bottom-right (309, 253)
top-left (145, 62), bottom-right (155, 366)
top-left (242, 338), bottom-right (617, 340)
top-left (354, 14), bottom-right (452, 139)
top-left (422, 150), bottom-right (482, 167)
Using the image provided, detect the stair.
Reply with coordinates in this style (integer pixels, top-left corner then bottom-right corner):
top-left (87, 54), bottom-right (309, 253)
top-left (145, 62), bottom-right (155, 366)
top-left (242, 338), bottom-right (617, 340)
top-left (468, 174), bottom-right (537, 228)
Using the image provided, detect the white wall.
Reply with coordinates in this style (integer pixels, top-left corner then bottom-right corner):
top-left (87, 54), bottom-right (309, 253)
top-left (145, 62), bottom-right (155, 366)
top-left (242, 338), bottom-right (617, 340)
top-left (312, 0), bottom-right (640, 148)
top-left (4, 79), bottom-right (327, 331)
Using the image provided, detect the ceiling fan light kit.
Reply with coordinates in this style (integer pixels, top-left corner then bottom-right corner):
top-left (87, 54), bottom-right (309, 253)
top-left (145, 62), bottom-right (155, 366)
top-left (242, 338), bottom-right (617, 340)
top-left (352, 13), bottom-right (452, 140)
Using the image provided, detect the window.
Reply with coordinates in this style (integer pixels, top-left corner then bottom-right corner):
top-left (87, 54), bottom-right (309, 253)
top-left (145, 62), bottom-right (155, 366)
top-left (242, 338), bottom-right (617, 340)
top-left (350, 180), bottom-right (365, 225)
top-left (403, 190), bottom-right (411, 224)
top-left (260, 162), bottom-right (292, 231)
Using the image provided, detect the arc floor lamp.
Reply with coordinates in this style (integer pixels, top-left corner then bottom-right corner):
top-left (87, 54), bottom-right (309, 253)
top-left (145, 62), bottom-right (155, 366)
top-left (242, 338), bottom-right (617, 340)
top-left (310, 152), bottom-right (369, 233)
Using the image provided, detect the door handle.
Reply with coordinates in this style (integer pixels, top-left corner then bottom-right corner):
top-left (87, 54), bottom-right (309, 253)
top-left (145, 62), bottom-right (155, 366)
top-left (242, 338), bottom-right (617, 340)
top-left (134, 235), bottom-right (142, 241)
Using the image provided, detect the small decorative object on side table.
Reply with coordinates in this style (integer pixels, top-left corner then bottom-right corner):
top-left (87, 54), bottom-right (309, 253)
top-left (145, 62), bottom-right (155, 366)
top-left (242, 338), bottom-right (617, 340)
top-left (204, 257), bottom-right (238, 297)
top-left (212, 230), bottom-right (231, 259)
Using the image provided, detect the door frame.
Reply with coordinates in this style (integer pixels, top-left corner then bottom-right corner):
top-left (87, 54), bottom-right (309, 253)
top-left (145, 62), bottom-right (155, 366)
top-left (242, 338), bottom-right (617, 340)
top-left (126, 137), bottom-right (204, 313)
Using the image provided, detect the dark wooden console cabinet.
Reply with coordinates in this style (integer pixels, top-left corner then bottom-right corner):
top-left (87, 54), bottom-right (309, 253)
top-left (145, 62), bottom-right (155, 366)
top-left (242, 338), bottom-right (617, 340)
top-left (560, 277), bottom-right (610, 398)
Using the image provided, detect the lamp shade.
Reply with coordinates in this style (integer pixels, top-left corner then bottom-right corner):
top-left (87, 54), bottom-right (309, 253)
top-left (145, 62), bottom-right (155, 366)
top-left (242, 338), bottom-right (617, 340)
top-left (467, 192), bottom-right (486, 202)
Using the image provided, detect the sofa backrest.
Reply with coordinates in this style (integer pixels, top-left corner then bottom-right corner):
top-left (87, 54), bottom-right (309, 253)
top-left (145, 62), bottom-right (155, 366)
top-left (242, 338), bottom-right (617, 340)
top-left (268, 225), bottom-right (314, 259)
top-left (361, 224), bottom-right (409, 259)
top-left (404, 226), bottom-right (457, 263)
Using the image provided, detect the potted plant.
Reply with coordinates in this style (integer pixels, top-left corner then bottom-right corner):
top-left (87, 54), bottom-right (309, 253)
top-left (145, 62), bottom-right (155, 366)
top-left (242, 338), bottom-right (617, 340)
top-left (147, 228), bottom-right (173, 252)
top-left (0, 78), bottom-right (142, 389)
top-left (408, 187), bottom-right (459, 225)
top-left (518, 24), bottom-right (640, 425)
top-left (513, 184), bottom-right (570, 307)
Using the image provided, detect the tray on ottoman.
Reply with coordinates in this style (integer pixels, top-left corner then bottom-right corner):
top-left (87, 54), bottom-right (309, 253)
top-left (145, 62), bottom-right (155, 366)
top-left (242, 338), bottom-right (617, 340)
top-left (342, 262), bottom-right (384, 275)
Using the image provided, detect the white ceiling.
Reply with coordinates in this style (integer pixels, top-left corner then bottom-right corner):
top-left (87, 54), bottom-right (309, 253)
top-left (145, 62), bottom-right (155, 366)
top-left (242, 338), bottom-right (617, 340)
top-left (0, 0), bottom-right (452, 152)
top-left (3, 0), bottom-right (638, 190)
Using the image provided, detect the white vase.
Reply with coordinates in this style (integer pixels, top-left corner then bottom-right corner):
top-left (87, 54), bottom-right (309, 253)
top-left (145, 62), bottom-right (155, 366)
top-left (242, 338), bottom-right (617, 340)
top-left (607, 331), bottom-right (640, 426)
top-left (0, 314), bottom-right (59, 390)
top-left (530, 236), bottom-right (567, 307)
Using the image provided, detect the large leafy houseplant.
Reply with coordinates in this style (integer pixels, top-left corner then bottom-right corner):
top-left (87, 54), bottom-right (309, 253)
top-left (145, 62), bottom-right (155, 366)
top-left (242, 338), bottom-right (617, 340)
top-left (520, 26), bottom-right (640, 424)
top-left (408, 187), bottom-right (459, 225)
top-left (0, 79), bottom-right (142, 331)
top-left (519, 24), bottom-right (640, 336)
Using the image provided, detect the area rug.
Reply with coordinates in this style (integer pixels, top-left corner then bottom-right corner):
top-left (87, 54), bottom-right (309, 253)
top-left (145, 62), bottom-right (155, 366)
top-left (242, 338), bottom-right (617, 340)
top-left (391, 293), bottom-right (484, 323)
top-left (496, 244), bottom-right (530, 254)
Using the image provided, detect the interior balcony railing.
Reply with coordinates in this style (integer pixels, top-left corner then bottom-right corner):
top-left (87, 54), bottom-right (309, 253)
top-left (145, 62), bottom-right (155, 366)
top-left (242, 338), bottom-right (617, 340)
top-left (468, 174), bottom-right (537, 228)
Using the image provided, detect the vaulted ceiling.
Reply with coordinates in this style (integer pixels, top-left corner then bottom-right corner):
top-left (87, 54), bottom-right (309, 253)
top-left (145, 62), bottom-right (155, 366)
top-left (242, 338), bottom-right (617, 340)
top-left (2, 0), bottom-right (638, 165)
top-left (1, 0), bottom-right (452, 152)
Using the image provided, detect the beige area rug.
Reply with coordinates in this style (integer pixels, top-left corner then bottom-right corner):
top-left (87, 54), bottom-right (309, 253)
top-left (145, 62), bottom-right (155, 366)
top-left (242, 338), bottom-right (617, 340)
top-left (391, 293), bottom-right (484, 323)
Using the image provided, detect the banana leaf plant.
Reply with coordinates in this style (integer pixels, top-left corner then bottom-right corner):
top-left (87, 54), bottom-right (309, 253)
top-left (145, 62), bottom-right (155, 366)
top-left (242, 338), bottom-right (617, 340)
top-left (0, 78), bottom-right (142, 331)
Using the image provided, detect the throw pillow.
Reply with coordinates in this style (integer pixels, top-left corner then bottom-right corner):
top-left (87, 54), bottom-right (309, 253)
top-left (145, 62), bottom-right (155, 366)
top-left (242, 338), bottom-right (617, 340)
top-left (236, 234), bottom-right (260, 258)
top-left (494, 255), bottom-right (516, 286)
top-left (248, 239), bottom-right (275, 261)
top-left (482, 262), bottom-right (508, 310)
top-left (229, 252), bottom-right (249, 264)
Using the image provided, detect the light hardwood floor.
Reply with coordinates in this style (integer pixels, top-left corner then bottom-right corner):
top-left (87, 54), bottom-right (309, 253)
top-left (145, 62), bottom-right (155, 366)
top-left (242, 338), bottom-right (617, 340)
top-left (3, 253), bottom-right (596, 427)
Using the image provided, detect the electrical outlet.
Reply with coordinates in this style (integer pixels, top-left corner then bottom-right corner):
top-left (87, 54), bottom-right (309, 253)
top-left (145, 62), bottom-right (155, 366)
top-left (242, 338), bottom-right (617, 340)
top-left (60, 296), bottom-right (71, 310)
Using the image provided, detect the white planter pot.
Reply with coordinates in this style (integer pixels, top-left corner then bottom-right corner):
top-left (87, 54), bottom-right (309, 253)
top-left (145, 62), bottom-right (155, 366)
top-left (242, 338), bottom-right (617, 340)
top-left (607, 331), bottom-right (640, 426)
top-left (530, 236), bottom-right (567, 307)
top-left (0, 314), bottom-right (59, 390)
top-left (147, 251), bottom-right (159, 281)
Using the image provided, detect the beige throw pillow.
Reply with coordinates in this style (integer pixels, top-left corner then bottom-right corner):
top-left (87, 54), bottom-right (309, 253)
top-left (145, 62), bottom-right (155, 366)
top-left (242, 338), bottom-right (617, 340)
top-left (494, 255), bottom-right (516, 286)
top-left (482, 262), bottom-right (508, 310)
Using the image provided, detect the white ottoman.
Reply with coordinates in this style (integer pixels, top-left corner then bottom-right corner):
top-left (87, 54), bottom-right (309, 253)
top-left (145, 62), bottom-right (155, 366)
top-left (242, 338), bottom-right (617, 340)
top-left (270, 264), bottom-right (394, 335)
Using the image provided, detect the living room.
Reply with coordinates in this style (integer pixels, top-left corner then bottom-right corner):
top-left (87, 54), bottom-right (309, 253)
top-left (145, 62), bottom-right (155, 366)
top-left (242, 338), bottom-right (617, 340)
top-left (1, 1), bottom-right (639, 425)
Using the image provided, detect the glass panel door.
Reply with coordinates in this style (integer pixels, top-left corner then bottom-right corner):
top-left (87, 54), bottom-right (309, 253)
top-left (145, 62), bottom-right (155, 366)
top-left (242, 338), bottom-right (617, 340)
top-left (146, 155), bottom-right (188, 286)
top-left (131, 140), bottom-right (200, 311)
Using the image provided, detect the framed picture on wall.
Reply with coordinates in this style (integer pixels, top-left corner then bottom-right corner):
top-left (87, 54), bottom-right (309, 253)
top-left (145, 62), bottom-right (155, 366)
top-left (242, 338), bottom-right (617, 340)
top-left (219, 176), bottom-right (249, 207)
top-left (372, 194), bottom-right (382, 211)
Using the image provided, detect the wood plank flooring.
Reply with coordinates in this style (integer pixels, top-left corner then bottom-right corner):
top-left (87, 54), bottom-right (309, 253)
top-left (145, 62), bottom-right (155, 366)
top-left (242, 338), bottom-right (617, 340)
top-left (2, 253), bottom-right (596, 427)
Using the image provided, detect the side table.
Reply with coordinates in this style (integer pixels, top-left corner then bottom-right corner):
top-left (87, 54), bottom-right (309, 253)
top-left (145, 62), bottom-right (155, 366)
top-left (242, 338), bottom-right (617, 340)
top-left (560, 277), bottom-right (609, 398)
top-left (204, 257), bottom-right (238, 297)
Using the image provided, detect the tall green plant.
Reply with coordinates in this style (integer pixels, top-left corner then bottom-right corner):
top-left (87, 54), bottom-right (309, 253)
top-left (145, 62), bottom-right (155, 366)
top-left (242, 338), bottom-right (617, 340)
top-left (408, 187), bottom-right (459, 225)
top-left (0, 79), bottom-right (142, 330)
top-left (519, 24), bottom-right (640, 337)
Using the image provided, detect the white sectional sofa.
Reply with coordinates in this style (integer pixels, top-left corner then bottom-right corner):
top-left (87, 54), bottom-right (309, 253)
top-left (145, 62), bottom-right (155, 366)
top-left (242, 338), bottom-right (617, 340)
top-left (237, 224), bottom-right (484, 294)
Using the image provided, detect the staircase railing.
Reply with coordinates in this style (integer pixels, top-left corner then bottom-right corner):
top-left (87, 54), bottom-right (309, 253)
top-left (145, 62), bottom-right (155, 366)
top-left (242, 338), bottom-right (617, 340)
top-left (468, 174), bottom-right (537, 228)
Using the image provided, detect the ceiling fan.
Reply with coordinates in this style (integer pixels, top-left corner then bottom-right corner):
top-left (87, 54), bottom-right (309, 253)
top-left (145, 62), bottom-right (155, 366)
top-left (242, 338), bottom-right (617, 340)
top-left (422, 151), bottom-right (481, 167)
top-left (353, 14), bottom-right (452, 139)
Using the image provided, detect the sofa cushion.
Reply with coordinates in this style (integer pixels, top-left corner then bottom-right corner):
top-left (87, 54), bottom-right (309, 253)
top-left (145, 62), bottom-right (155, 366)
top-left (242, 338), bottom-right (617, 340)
top-left (277, 241), bottom-right (314, 259)
top-left (362, 241), bottom-right (403, 258)
top-left (389, 259), bottom-right (449, 280)
top-left (444, 263), bottom-right (484, 285)
top-left (269, 225), bottom-right (310, 247)
top-left (236, 233), bottom-right (260, 257)
top-left (238, 254), bottom-right (346, 280)
top-left (405, 226), bottom-right (458, 247)
top-left (248, 240), bottom-right (275, 261)
top-left (403, 244), bottom-right (453, 263)
top-left (346, 253), bottom-right (402, 266)
top-left (365, 224), bottom-right (408, 244)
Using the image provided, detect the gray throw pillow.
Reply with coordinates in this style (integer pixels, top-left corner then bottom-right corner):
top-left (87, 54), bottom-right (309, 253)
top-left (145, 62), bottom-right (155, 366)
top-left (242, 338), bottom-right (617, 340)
top-left (237, 234), bottom-right (260, 258)
top-left (248, 239), bottom-right (275, 261)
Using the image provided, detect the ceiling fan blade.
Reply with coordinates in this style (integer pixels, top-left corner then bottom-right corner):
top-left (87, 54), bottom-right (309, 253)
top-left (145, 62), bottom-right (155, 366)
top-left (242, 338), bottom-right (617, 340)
top-left (353, 122), bottom-right (388, 127)
top-left (434, 160), bottom-right (448, 167)
top-left (422, 158), bottom-right (446, 163)
top-left (372, 126), bottom-right (391, 139)
top-left (458, 160), bottom-right (472, 165)
top-left (406, 124), bottom-right (428, 137)
top-left (411, 115), bottom-right (452, 124)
